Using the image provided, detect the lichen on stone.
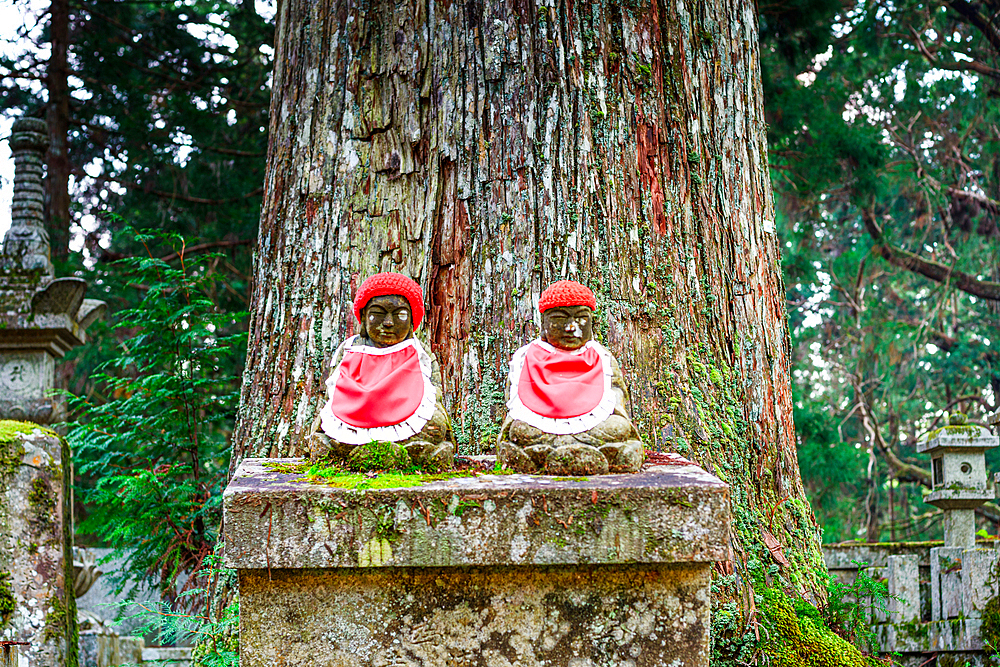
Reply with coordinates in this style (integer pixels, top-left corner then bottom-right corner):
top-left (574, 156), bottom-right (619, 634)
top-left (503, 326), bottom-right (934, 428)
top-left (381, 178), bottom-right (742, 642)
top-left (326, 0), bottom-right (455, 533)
top-left (0, 420), bottom-right (56, 485)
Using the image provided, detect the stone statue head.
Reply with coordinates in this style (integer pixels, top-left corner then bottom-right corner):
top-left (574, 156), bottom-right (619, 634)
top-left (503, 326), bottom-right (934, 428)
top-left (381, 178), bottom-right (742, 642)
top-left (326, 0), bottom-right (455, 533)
top-left (353, 273), bottom-right (425, 348)
top-left (538, 280), bottom-right (596, 350)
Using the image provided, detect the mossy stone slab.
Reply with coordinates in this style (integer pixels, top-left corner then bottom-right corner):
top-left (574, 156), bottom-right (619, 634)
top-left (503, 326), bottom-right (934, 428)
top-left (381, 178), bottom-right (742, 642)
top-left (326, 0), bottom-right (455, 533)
top-left (223, 458), bottom-right (730, 570)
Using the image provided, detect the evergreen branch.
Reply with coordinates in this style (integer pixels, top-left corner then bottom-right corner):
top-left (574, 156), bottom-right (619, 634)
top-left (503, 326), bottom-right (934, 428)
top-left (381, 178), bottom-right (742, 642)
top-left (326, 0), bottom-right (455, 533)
top-left (158, 240), bottom-right (253, 263)
top-left (203, 145), bottom-right (268, 157)
top-left (862, 209), bottom-right (1000, 301)
top-left (122, 182), bottom-right (264, 205)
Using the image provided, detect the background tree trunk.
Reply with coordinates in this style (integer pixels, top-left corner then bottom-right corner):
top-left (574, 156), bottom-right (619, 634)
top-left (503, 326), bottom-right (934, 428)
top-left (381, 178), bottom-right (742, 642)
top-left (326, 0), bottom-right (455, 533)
top-left (46, 0), bottom-right (71, 260)
top-left (234, 0), bottom-right (825, 611)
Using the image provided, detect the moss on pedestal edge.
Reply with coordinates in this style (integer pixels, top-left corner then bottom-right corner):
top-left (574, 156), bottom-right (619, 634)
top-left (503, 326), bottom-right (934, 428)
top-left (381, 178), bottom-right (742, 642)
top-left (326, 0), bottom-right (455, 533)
top-left (42, 594), bottom-right (66, 641)
top-left (0, 570), bottom-right (14, 628)
top-left (0, 420), bottom-right (57, 479)
top-left (924, 424), bottom-right (987, 441)
top-left (979, 561), bottom-right (1000, 665)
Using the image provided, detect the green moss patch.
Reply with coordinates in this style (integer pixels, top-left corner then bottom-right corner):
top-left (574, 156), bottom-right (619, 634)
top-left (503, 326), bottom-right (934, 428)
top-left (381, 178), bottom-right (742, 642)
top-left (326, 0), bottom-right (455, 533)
top-left (0, 420), bottom-right (56, 483)
top-left (42, 594), bottom-right (66, 641)
top-left (263, 460), bottom-right (479, 491)
top-left (0, 570), bottom-right (14, 628)
top-left (0, 419), bottom-right (54, 443)
top-left (346, 441), bottom-right (411, 472)
top-left (761, 588), bottom-right (880, 667)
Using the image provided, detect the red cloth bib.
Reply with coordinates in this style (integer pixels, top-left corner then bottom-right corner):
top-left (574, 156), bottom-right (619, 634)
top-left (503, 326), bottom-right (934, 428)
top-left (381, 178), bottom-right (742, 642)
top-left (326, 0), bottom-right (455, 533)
top-left (517, 342), bottom-right (606, 419)
top-left (330, 343), bottom-right (425, 428)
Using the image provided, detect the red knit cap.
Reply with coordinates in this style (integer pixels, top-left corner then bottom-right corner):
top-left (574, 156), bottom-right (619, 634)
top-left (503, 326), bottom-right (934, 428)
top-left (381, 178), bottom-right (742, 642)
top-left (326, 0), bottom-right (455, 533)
top-left (353, 272), bottom-right (425, 328)
top-left (538, 280), bottom-right (597, 313)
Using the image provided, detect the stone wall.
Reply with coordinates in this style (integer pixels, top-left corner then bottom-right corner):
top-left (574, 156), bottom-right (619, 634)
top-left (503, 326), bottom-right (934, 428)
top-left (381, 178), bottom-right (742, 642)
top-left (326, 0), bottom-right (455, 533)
top-left (824, 541), bottom-right (1000, 667)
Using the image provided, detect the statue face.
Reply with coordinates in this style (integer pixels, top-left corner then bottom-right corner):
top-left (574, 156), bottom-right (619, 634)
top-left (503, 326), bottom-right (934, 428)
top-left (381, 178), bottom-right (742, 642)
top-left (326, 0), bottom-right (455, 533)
top-left (541, 305), bottom-right (593, 350)
top-left (362, 295), bottom-right (413, 347)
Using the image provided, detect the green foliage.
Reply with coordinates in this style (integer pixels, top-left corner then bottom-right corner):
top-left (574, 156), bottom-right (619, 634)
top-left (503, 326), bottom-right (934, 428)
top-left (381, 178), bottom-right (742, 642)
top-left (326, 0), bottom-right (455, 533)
top-left (115, 554), bottom-right (239, 667)
top-left (981, 556), bottom-right (1000, 664)
top-left (981, 594), bottom-right (1000, 665)
top-left (2, 0), bottom-right (270, 260)
top-left (68, 230), bottom-right (246, 604)
top-left (713, 561), bottom-right (890, 666)
top-left (820, 562), bottom-right (892, 655)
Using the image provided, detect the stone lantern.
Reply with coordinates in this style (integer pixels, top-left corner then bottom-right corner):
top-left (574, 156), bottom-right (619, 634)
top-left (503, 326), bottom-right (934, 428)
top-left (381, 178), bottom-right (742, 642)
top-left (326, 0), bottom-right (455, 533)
top-left (918, 414), bottom-right (999, 547)
top-left (0, 118), bottom-right (105, 423)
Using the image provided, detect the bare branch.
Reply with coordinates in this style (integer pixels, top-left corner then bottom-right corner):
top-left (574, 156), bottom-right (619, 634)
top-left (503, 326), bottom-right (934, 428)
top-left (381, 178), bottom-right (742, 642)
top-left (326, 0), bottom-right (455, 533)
top-left (947, 0), bottom-right (1000, 54)
top-left (948, 187), bottom-right (1000, 216)
top-left (862, 209), bottom-right (1000, 301)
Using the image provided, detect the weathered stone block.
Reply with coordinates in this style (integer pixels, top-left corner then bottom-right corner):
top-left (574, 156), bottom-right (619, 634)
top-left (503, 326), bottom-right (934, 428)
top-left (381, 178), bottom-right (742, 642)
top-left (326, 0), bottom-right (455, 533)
top-left (224, 459), bottom-right (730, 569)
top-left (888, 554), bottom-right (920, 623)
top-left (878, 619), bottom-right (984, 653)
top-left (961, 548), bottom-right (999, 619)
top-left (240, 564), bottom-right (709, 667)
top-left (78, 635), bottom-right (143, 667)
top-left (931, 547), bottom-right (965, 621)
top-left (0, 422), bottom-right (76, 667)
top-left (225, 458), bottom-right (729, 667)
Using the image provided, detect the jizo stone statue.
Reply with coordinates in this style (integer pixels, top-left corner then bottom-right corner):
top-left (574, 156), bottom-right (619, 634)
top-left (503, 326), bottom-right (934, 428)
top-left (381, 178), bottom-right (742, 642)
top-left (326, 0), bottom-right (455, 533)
top-left (498, 280), bottom-right (645, 475)
top-left (310, 272), bottom-right (455, 470)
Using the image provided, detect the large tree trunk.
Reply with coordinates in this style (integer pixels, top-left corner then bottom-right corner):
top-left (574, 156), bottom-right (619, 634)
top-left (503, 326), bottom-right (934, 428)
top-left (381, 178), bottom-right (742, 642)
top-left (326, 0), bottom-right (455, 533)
top-left (46, 0), bottom-right (71, 260)
top-left (234, 0), bottom-right (824, 621)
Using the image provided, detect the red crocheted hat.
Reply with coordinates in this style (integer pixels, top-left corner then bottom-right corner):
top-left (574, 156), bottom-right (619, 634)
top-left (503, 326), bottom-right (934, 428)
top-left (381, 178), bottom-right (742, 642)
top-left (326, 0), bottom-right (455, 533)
top-left (538, 280), bottom-right (597, 312)
top-left (353, 272), bottom-right (425, 328)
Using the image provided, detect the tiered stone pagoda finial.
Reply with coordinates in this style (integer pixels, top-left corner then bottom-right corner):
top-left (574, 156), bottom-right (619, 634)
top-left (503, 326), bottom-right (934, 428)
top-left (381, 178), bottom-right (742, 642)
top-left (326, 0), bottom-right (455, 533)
top-left (5, 117), bottom-right (54, 275)
top-left (918, 412), bottom-right (999, 547)
top-left (0, 117), bottom-right (105, 423)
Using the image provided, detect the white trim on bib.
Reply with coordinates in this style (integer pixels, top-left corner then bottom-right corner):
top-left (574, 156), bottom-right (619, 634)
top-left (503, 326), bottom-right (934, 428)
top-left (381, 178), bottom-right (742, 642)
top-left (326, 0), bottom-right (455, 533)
top-left (505, 339), bottom-right (615, 435)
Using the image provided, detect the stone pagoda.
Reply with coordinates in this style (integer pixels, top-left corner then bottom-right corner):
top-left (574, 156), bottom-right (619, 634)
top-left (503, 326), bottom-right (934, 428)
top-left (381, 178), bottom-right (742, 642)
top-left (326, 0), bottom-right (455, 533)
top-left (0, 118), bottom-right (105, 424)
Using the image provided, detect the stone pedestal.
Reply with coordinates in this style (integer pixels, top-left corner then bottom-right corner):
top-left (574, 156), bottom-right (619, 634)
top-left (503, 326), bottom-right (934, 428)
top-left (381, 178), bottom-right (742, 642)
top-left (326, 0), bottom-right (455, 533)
top-left (224, 458), bottom-right (730, 667)
top-left (0, 422), bottom-right (77, 667)
top-left (943, 509), bottom-right (976, 548)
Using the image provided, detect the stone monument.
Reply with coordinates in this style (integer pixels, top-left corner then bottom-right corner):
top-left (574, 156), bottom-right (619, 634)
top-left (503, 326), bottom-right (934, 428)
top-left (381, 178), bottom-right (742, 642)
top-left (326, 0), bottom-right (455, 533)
top-left (309, 272), bottom-right (454, 471)
top-left (0, 118), bottom-right (105, 424)
top-left (497, 280), bottom-right (644, 475)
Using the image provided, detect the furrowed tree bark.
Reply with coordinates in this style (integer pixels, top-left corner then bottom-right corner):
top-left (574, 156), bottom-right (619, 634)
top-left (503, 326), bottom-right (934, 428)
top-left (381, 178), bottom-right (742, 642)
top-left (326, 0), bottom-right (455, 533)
top-left (233, 0), bottom-right (826, 631)
top-left (46, 0), bottom-right (71, 260)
